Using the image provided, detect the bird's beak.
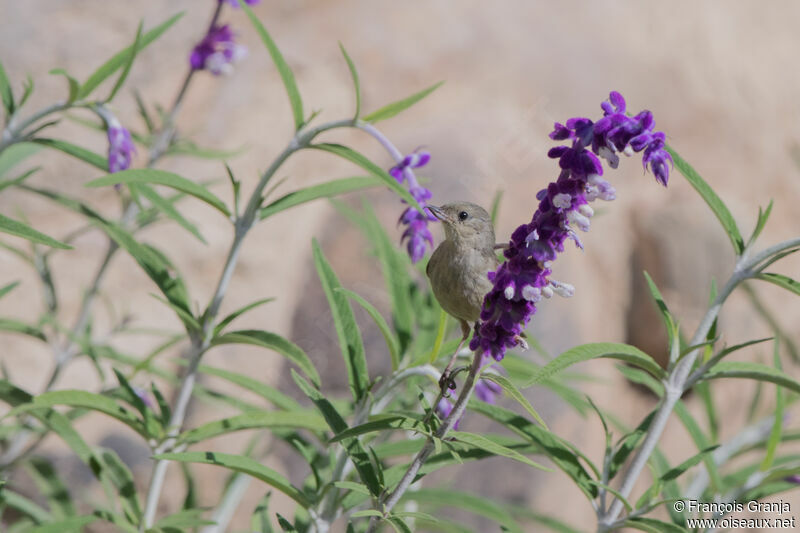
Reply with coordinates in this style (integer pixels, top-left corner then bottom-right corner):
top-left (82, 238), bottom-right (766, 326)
top-left (427, 205), bottom-right (449, 223)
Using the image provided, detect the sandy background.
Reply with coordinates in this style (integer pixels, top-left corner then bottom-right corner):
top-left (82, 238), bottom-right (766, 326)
top-left (2, 0), bottom-right (800, 531)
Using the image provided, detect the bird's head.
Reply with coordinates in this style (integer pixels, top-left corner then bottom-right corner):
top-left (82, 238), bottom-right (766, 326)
top-left (427, 202), bottom-right (495, 250)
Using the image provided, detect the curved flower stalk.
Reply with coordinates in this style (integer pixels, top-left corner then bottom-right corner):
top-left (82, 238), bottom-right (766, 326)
top-left (472, 91), bottom-right (671, 360)
top-left (390, 149), bottom-right (437, 263)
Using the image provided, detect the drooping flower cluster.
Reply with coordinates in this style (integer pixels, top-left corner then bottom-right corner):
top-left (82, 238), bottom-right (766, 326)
top-left (190, 25), bottom-right (247, 76)
top-left (391, 150), bottom-right (437, 263)
top-left (471, 91), bottom-right (671, 360)
top-left (107, 116), bottom-right (135, 173)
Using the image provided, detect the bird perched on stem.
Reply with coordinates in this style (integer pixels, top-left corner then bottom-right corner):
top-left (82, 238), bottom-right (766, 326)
top-left (426, 202), bottom-right (500, 390)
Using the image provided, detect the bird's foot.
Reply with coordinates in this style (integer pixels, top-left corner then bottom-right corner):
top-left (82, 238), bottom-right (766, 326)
top-left (514, 334), bottom-right (529, 350)
top-left (438, 371), bottom-right (458, 394)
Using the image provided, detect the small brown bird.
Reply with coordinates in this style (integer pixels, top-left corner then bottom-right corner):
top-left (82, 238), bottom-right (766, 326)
top-left (426, 202), bottom-right (499, 389)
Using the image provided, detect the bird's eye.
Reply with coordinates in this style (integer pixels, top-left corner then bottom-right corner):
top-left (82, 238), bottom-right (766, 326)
top-left (458, 211), bottom-right (469, 221)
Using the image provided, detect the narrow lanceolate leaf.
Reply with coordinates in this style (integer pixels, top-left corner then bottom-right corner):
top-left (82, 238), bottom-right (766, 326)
top-left (673, 401), bottom-right (722, 490)
top-left (78, 12), bottom-right (184, 99)
top-left (29, 516), bottom-right (98, 533)
top-left (329, 414), bottom-right (428, 442)
top-left (755, 272), bottom-right (800, 297)
top-left (0, 281), bottom-right (20, 300)
top-left (660, 445), bottom-right (719, 481)
top-left (48, 69), bottom-right (80, 104)
top-left (400, 489), bottom-right (523, 533)
top-left (87, 169), bottom-right (230, 217)
top-left (107, 21), bottom-right (142, 102)
top-left (449, 431), bottom-right (550, 470)
top-left (259, 177), bottom-right (381, 220)
top-left (310, 143), bottom-right (425, 214)
top-left (642, 271), bottom-right (674, 335)
top-left (363, 81), bottom-right (444, 123)
top-left (292, 371), bottom-right (383, 496)
top-left (666, 144), bottom-right (744, 255)
top-left (132, 183), bottom-right (206, 243)
top-left (339, 43), bottom-right (361, 119)
top-left (479, 373), bottom-right (548, 429)
top-left (178, 411), bottom-right (327, 445)
top-left (312, 240), bottom-right (369, 401)
top-left (198, 364), bottom-right (301, 411)
top-left (0, 213), bottom-right (71, 249)
top-left (523, 342), bottom-right (666, 388)
top-left (212, 329), bottom-right (320, 388)
top-left (32, 138), bottom-right (107, 170)
top-left (0, 142), bottom-right (40, 178)
top-left (0, 59), bottom-right (13, 114)
top-left (12, 390), bottom-right (146, 436)
top-left (748, 200), bottom-right (774, 247)
top-left (240, 3), bottom-right (304, 130)
top-left (154, 451), bottom-right (312, 507)
top-left (25, 458), bottom-right (75, 518)
top-left (702, 361), bottom-right (800, 394)
top-left (761, 340), bottom-right (784, 471)
top-left (336, 288), bottom-right (401, 371)
top-left (469, 401), bottom-right (598, 498)
top-left (214, 297), bottom-right (276, 335)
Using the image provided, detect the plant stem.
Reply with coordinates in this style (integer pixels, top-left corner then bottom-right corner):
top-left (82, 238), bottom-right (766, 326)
top-left (365, 352), bottom-right (484, 533)
top-left (596, 233), bottom-right (800, 528)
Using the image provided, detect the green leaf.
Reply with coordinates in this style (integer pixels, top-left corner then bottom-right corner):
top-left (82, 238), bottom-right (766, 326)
top-left (642, 271), bottom-right (674, 338)
top-left (0, 59), bottom-right (13, 114)
top-left (87, 169), bottom-right (230, 217)
top-left (329, 414), bottom-right (428, 442)
top-left (469, 401), bottom-right (597, 497)
top-left (97, 447), bottom-right (143, 522)
top-left (609, 410), bottom-right (656, 480)
top-left (240, 3), bottom-right (304, 130)
top-left (522, 342), bottom-right (665, 388)
top-left (197, 363), bottom-right (301, 411)
top-left (363, 82), bottom-right (444, 123)
top-left (155, 509), bottom-right (215, 529)
top-left (154, 451), bottom-right (312, 507)
top-left (360, 201), bottom-right (414, 355)
top-left (660, 445), bottom-right (719, 481)
top-left (78, 13), bottom-right (184, 99)
top-left (672, 401), bottom-right (722, 490)
top-left (212, 329), bottom-right (320, 388)
top-left (0, 213), bottom-right (71, 249)
top-left (276, 514), bottom-right (298, 532)
top-left (0, 489), bottom-right (51, 524)
top-left (48, 69), bottom-right (80, 104)
top-left (29, 516), bottom-right (98, 533)
top-left (449, 431), bottom-right (550, 470)
top-left (178, 411), bottom-right (327, 445)
top-left (132, 183), bottom-right (206, 243)
top-left (755, 272), bottom-right (800, 297)
top-left (150, 293), bottom-right (200, 332)
top-left (25, 457), bottom-right (75, 518)
top-left (0, 318), bottom-right (47, 341)
top-left (31, 138), bottom-right (107, 170)
top-left (0, 280), bottom-right (20, 300)
top-left (12, 390), bottom-right (146, 436)
top-left (702, 361), bottom-right (800, 394)
top-left (214, 297), bottom-right (275, 335)
top-left (311, 240), bottom-right (369, 401)
top-left (665, 144), bottom-right (744, 254)
top-left (259, 176), bottom-right (381, 220)
top-left (761, 339), bottom-right (784, 471)
top-left (310, 143), bottom-right (425, 214)
top-left (479, 372), bottom-right (548, 429)
top-left (291, 371), bottom-right (383, 496)
top-left (339, 43), bottom-right (361, 119)
top-left (0, 142), bottom-right (40, 178)
top-left (250, 492), bottom-right (275, 533)
top-left (107, 22), bottom-right (142, 102)
top-left (0, 167), bottom-right (40, 194)
top-left (625, 517), bottom-right (687, 533)
top-left (336, 287), bottom-right (401, 371)
top-left (748, 200), bottom-right (773, 247)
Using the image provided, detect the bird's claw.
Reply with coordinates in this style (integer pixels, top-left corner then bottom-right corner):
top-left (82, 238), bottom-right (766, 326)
top-left (514, 334), bottom-right (529, 350)
top-left (438, 372), bottom-right (457, 393)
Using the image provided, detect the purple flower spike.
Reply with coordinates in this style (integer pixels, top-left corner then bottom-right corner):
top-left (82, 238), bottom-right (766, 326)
top-left (107, 116), bottom-right (135, 174)
top-left (220, 0), bottom-right (260, 7)
top-left (190, 24), bottom-right (247, 76)
top-left (391, 149), bottom-right (436, 263)
top-left (472, 91), bottom-right (670, 361)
